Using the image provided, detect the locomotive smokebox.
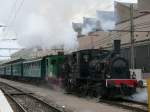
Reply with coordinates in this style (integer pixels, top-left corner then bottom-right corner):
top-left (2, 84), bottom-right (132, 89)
top-left (113, 40), bottom-right (121, 54)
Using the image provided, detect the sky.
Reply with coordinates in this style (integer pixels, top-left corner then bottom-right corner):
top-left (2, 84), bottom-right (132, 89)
top-left (0, 0), bottom-right (137, 60)
top-left (117, 0), bottom-right (137, 3)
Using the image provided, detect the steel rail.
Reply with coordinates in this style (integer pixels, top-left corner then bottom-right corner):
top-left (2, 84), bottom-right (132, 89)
top-left (0, 81), bottom-right (148, 112)
top-left (0, 82), bottom-right (63, 112)
top-left (1, 88), bottom-right (27, 112)
top-left (99, 99), bottom-right (148, 112)
top-left (121, 98), bottom-right (147, 106)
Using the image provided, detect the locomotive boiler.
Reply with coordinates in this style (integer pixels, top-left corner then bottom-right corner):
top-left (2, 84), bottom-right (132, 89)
top-left (63, 40), bottom-right (137, 98)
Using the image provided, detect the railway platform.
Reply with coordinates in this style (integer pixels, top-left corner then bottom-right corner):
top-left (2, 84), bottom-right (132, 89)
top-left (0, 78), bottom-right (139, 112)
top-left (0, 89), bottom-right (14, 112)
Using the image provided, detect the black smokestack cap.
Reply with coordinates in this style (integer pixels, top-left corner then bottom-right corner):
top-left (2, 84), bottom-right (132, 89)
top-left (113, 40), bottom-right (121, 53)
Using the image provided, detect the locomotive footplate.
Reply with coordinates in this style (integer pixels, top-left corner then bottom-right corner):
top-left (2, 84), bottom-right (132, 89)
top-left (106, 79), bottom-right (137, 87)
top-left (105, 79), bottom-right (137, 96)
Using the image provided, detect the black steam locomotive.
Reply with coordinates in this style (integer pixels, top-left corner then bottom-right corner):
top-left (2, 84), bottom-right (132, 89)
top-left (63, 40), bottom-right (137, 98)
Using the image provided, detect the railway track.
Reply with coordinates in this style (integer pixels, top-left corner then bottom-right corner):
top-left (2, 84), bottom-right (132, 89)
top-left (99, 98), bottom-right (148, 112)
top-left (0, 81), bottom-right (148, 112)
top-left (0, 82), bottom-right (63, 112)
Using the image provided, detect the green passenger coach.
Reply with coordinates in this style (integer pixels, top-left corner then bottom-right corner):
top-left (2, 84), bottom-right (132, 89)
top-left (46, 56), bottom-right (64, 78)
top-left (5, 64), bottom-right (12, 76)
top-left (12, 62), bottom-right (23, 76)
top-left (45, 55), bottom-right (65, 86)
top-left (23, 58), bottom-right (46, 79)
top-left (0, 66), bottom-right (5, 75)
top-left (0, 54), bottom-right (65, 88)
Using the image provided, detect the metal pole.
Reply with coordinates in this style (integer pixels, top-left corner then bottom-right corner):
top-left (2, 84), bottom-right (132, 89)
top-left (130, 4), bottom-right (135, 70)
top-left (91, 36), bottom-right (94, 49)
top-left (147, 79), bottom-right (150, 112)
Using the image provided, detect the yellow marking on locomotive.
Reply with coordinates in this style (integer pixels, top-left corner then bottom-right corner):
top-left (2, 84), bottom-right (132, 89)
top-left (147, 79), bottom-right (150, 112)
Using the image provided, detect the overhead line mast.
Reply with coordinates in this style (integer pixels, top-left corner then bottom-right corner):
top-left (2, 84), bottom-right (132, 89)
top-left (130, 4), bottom-right (135, 70)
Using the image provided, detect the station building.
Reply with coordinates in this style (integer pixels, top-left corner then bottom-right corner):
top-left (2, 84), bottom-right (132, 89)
top-left (73, 0), bottom-right (150, 77)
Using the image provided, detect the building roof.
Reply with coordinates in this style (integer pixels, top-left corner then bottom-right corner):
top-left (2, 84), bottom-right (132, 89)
top-left (82, 17), bottom-right (102, 32)
top-left (0, 58), bottom-right (25, 66)
top-left (11, 48), bottom-right (64, 59)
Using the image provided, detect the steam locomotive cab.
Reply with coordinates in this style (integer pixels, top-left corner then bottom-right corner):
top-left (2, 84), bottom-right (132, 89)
top-left (68, 49), bottom-right (111, 79)
top-left (64, 49), bottom-right (107, 96)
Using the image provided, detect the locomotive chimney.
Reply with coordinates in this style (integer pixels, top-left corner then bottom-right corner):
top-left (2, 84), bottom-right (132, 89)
top-left (113, 40), bottom-right (121, 54)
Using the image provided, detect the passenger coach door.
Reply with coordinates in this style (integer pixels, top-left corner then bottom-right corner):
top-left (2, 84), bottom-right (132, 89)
top-left (45, 59), bottom-right (49, 78)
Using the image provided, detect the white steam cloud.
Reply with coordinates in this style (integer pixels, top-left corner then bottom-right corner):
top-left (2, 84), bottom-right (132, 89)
top-left (5, 0), bottom-right (137, 51)
top-left (81, 0), bottom-right (137, 34)
top-left (125, 88), bottom-right (147, 103)
top-left (81, 11), bottom-right (116, 35)
top-left (9, 0), bottom-right (114, 51)
top-left (97, 11), bottom-right (116, 31)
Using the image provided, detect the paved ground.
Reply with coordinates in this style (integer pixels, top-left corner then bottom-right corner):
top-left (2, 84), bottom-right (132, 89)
top-left (0, 78), bottom-right (131, 112)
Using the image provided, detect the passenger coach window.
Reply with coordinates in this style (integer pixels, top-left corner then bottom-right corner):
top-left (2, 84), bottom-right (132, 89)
top-left (83, 55), bottom-right (89, 63)
top-left (58, 58), bottom-right (62, 63)
top-left (72, 54), bottom-right (77, 63)
top-left (46, 59), bottom-right (48, 66)
top-left (51, 60), bottom-right (56, 65)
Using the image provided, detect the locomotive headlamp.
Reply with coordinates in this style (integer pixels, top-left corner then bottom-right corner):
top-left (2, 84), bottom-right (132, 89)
top-left (132, 72), bottom-right (136, 79)
top-left (138, 80), bottom-right (144, 88)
